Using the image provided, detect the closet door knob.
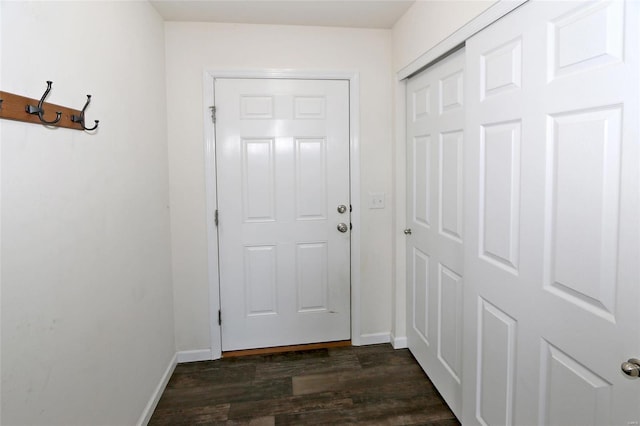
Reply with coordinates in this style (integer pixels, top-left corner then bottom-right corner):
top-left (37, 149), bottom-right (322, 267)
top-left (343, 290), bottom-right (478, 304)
top-left (621, 358), bottom-right (640, 377)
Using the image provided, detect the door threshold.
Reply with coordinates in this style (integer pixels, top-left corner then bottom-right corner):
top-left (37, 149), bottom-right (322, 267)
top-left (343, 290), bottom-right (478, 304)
top-left (222, 340), bottom-right (351, 358)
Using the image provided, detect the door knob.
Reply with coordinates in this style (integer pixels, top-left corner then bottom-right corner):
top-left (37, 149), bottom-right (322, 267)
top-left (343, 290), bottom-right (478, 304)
top-left (404, 228), bottom-right (412, 235)
top-left (621, 358), bottom-right (640, 377)
top-left (337, 204), bottom-right (348, 214)
top-left (337, 223), bottom-right (349, 233)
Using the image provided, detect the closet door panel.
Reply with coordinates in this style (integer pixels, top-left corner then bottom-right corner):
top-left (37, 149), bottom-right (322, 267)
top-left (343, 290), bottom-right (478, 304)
top-left (406, 48), bottom-right (465, 419)
top-left (463, 1), bottom-right (640, 425)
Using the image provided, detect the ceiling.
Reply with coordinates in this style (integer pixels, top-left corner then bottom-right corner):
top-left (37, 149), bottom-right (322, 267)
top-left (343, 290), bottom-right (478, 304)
top-left (149, 0), bottom-right (416, 29)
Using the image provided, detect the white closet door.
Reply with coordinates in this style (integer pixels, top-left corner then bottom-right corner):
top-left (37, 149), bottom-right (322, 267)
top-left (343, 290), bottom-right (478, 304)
top-left (463, 1), bottom-right (639, 425)
top-left (406, 48), bottom-right (465, 418)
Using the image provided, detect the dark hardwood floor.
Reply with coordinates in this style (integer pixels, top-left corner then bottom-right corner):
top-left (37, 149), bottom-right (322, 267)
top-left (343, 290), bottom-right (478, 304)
top-left (149, 344), bottom-right (460, 425)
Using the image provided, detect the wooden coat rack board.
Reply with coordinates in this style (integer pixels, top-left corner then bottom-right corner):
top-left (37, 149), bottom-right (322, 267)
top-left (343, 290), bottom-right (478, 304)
top-left (0, 81), bottom-right (99, 131)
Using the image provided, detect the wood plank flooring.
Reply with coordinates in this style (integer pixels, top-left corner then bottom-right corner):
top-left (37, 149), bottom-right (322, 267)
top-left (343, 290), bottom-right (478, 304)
top-left (149, 344), bottom-right (459, 425)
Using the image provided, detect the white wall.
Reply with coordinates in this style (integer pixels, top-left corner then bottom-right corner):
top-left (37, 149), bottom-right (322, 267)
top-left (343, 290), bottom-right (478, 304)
top-left (392, 0), bottom-right (495, 72)
top-left (165, 22), bottom-right (394, 352)
top-left (389, 0), bottom-right (494, 343)
top-left (1, 2), bottom-right (175, 425)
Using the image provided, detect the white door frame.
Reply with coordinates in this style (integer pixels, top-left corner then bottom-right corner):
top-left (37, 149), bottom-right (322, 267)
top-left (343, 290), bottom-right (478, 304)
top-left (203, 70), bottom-right (361, 359)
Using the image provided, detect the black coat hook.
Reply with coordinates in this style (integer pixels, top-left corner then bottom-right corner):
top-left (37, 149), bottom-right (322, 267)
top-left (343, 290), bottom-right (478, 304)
top-left (25, 81), bottom-right (62, 125)
top-left (71, 95), bottom-right (99, 131)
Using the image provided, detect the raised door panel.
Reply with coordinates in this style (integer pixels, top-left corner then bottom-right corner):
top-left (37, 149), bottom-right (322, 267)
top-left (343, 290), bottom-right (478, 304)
top-left (295, 138), bottom-right (327, 220)
top-left (439, 131), bottom-right (463, 242)
top-left (244, 245), bottom-right (278, 316)
top-left (412, 248), bottom-right (430, 344)
top-left (412, 135), bottom-right (431, 228)
top-left (476, 299), bottom-right (517, 426)
top-left (548, 1), bottom-right (624, 80)
top-left (242, 139), bottom-right (276, 222)
top-left (296, 243), bottom-right (328, 312)
top-left (440, 70), bottom-right (464, 113)
top-left (294, 96), bottom-right (326, 119)
top-left (438, 264), bottom-right (463, 383)
top-left (539, 341), bottom-right (612, 426)
top-left (241, 96), bottom-right (274, 119)
top-left (480, 38), bottom-right (522, 101)
top-left (413, 85), bottom-right (431, 121)
top-left (479, 121), bottom-right (521, 273)
top-left (544, 107), bottom-right (621, 319)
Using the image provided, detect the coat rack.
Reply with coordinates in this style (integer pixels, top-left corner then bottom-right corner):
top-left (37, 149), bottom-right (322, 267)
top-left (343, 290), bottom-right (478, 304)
top-left (0, 81), bottom-right (99, 131)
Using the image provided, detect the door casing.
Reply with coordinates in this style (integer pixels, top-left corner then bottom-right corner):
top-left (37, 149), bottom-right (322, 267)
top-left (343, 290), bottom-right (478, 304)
top-left (203, 70), bottom-right (361, 359)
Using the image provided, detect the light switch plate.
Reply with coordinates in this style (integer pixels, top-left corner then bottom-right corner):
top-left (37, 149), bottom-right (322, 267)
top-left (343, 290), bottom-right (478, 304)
top-left (369, 192), bottom-right (385, 209)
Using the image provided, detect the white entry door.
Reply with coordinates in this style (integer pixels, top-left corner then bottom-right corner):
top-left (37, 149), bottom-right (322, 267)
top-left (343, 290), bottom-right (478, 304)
top-left (405, 48), bottom-right (465, 418)
top-left (463, 1), bottom-right (639, 425)
top-left (215, 78), bottom-right (351, 351)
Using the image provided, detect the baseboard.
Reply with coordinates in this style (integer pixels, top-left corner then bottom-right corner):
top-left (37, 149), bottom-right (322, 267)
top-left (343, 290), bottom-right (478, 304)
top-left (359, 332), bottom-right (391, 346)
top-left (177, 349), bottom-right (213, 364)
top-left (391, 334), bottom-right (408, 349)
top-left (137, 353), bottom-right (176, 426)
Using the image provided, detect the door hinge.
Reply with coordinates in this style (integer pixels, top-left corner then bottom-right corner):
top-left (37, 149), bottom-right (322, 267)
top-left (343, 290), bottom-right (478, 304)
top-left (214, 209), bottom-right (219, 227)
top-left (209, 105), bottom-right (216, 123)
top-left (350, 204), bottom-right (352, 212)
top-left (350, 223), bottom-right (353, 230)
top-left (218, 309), bottom-right (222, 326)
